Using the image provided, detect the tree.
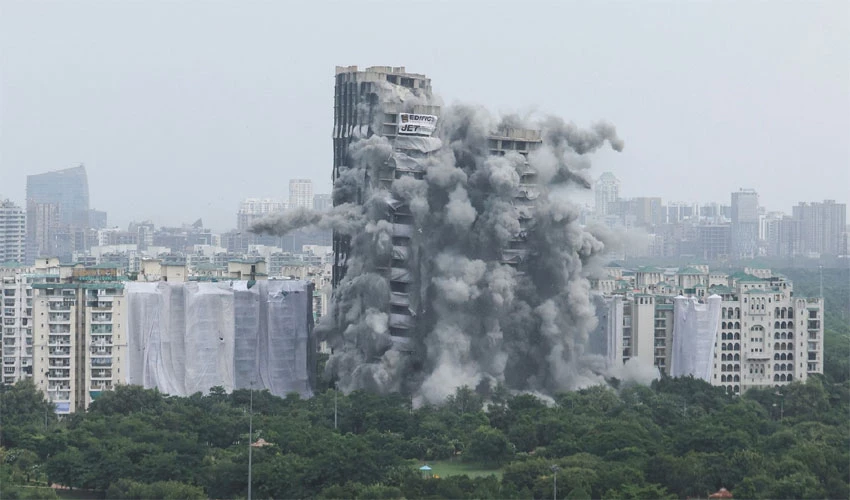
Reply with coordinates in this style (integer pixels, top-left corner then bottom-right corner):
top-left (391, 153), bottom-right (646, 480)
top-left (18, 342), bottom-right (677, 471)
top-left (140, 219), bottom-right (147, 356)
top-left (464, 425), bottom-right (515, 467)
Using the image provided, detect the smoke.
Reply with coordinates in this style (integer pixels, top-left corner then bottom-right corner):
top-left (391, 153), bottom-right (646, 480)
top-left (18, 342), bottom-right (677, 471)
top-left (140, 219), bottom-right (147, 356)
top-left (260, 80), bottom-right (642, 403)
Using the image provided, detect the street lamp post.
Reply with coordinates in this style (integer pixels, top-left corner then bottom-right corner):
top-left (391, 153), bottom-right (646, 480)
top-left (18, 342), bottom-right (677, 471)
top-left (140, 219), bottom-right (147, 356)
top-left (248, 382), bottom-right (254, 500)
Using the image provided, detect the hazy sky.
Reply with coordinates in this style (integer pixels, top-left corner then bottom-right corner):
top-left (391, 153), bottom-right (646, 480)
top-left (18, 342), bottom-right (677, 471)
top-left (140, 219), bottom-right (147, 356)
top-left (1, 0), bottom-right (847, 231)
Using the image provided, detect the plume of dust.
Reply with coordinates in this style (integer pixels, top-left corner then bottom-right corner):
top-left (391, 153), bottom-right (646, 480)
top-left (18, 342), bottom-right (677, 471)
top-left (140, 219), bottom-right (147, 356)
top-left (317, 92), bottom-right (652, 405)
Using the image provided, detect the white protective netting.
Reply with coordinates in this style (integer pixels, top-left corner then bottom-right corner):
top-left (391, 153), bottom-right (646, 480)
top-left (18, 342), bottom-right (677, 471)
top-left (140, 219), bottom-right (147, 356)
top-left (126, 280), bottom-right (313, 397)
top-left (670, 294), bottom-right (721, 381)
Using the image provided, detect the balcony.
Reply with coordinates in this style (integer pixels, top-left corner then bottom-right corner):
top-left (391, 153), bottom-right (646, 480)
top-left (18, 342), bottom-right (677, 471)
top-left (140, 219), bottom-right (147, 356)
top-left (91, 357), bottom-right (112, 367)
top-left (48, 391), bottom-right (71, 401)
top-left (48, 359), bottom-right (70, 368)
top-left (49, 347), bottom-right (71, 356)
top-left (746, 351), bottom-right (771, 361)
top-left (90, 369), bottom-right (112, 379)
top-left (48, 370), bottom-right (71, 379)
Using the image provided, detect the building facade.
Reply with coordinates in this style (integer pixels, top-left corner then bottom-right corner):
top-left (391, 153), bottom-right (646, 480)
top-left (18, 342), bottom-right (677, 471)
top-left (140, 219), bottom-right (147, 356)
top-left (288, 179), bottom-right (314, 210)
top-left (594, 172), bottom-right (620, 217)
top-left (591, 265), bottom-right (824, 394)
top-left (26, 165), bottom-right (91, 263)
top-left (792, 200), bottom-right (847, 257)
top-left (731, 189), bottom-right (759, 259)
top-left (0, 199), bottom-right (26, 264)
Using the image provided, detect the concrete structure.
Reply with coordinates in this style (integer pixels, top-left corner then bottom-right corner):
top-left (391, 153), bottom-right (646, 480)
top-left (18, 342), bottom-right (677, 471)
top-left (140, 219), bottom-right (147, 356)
top-left (332, 65), bottom-right (437, 288)
top-left (590, 264), bottom-right (824, 392)
top-left (313, 194), bottom-right (332, 212)
top-left (237, 198), bottom-right (284, 232)
top-left (594, 172), bottom-right (620, 217)
top-left (731, 189), bottom-right (759, 259)
top-left (31, 264), bottom-right (128, 413)
top-left (288, 179), bottom-right (314, 210)
top-left (0, 200), bottom-right (26, 264)
top-left (792, 200), bottom-right (846, 257)
top-left (26, 165), bottom-right (91, 262)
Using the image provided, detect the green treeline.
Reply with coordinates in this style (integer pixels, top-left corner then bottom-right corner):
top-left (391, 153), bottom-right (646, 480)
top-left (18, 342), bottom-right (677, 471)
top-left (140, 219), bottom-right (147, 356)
top-left (2, 375), bottom-right (848, 499)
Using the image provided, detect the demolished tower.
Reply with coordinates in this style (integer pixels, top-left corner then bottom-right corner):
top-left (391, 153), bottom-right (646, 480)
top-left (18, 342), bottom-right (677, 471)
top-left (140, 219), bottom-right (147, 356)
top-left (254, 65), bottom-right (625, 403)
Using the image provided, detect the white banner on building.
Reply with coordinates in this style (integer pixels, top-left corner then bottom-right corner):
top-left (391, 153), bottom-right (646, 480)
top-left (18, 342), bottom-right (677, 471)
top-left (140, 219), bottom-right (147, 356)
top-left (397, 113), bottom-right (438, 136)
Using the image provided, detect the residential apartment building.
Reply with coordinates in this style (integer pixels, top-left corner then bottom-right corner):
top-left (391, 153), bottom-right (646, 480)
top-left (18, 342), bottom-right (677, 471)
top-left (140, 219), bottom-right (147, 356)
top-left (2, 259), bottom-right (62, 385)
top-left (31, 264), bottom-right (127, 413)
top-left (591, 264), bottom-right (824, 394)
top-left (288, 179), bottom-right (314, 210)
top-left (0, 200), bottom-right (26, 264)
top-left (594, 172), bottom-right (620, 217)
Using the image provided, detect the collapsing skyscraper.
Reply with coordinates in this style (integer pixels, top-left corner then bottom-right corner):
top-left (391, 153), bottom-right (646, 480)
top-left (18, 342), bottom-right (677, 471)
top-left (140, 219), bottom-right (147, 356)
top-left (253, 65), bottom-right (625, 403)
top-left (331, 66), bottom-right (543, 341)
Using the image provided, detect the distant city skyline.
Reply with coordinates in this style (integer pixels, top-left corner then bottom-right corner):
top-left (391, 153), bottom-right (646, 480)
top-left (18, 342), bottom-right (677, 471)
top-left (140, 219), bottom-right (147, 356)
top-left (1, 2), bottom-right (847, 230)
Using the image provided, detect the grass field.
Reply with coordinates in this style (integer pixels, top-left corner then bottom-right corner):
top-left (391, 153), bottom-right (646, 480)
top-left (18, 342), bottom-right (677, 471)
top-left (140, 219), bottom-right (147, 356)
top-left (418, 459), bottom-right (503, 479)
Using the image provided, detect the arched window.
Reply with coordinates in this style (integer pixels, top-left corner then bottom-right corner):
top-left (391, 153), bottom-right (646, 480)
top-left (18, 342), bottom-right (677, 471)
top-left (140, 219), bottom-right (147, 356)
top-left (782, 342), bottom-right (787, 350)
top-left (781, 308), bottom-right (786, 319)
top-left (734, 364), bottom-right (740, 372)
top-left (782, 321), bottom-right (788, 329)
top-left (735, 321), bottom-right (741, 329)
top-left (774, 321), bottom-right (780, 328)
top-left (721, 343), bottom-right (727, 351)
top-left (787, 353), bottom-right (793, 360)
top-left (774, 342), bottom-right (780, 350)
top-left (788, 332), bottom-right (793, 340)
top-left (774, 374), bottom-right (780, 381)
top-left (774, 363), bottom-right (780, 371)
top-left (775, 332), bottom-right (780, 340)
top-left (734, 353), bottom-right (740, 361)
top-left (721, 353), bottom-right (727, 361)
top-left (788, 309), bottom-right (793, 319)
top-left (787, 374), bottom-right (793, 381)
top-left (734, 385), bottom-right (740, 393)
top-left (780, 353), bottom-right (787, 361)
top-left (721, 365), bottom-right (726, 372)
top-left (775, 307), bottom-right (780, 317)
top-left (780, 374), bottom-right (787, 382)
top-left (735, 308), bottom-right (740, 319)
top-left (721, 375), bottom-right (726, 382)
top-left (734, 343), bottom-right (740, 350)
top-left (734, 375), bottom-right (740, 382)
top-left (774, 353), bottom-right (780, 360)
top-left (735, 333), bottom-right (741, 340)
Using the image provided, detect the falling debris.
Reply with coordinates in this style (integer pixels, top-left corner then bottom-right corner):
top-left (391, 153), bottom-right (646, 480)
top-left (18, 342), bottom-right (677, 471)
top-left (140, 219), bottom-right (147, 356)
top-left (252, 68), bottom-right (626, 404)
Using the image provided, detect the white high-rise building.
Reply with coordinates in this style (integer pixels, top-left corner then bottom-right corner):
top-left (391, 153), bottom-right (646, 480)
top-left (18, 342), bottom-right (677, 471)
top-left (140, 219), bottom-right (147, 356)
top-left (237, 198), bottom-right (285, 232)
top-left (594, 172), bottom-right (620, 216)
top-left (2, 258), bottom-right (61, 385)
top-left (32, 264), bottom-right (127, 414)
top-left (288, 179), bottom-right (314, 210)
top-left (0, 199), bottom-right (27, 265)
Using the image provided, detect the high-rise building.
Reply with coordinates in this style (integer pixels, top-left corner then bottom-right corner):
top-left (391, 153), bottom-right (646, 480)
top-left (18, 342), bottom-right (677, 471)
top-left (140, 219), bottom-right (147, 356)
top-left (594, 172), bottom-right (620, 216)
top-left (792, 200), bottom-right (847, 257)
top-left (331, 65), bottom-right (540, 340)
top-left (0, 200), bottom-right (26, 264)
top-left (332, 65), bottom-right (437, 288)
top-left (313, 194), bottom-right (332, 212)
top-left (237, 198), bottom-right (285, 232)
top-left (731, 189), bottom-right (759, 259)
top-left (26, 165), bottom-right (90, 262)
top-left (2, 259), bottom-right (61, 385)
top-left (288, 179), bottom-right (314, 210)
top-left (32, 264), bottom-right (128, 413)
top-left (88, 209), bottom-right (108, 230)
